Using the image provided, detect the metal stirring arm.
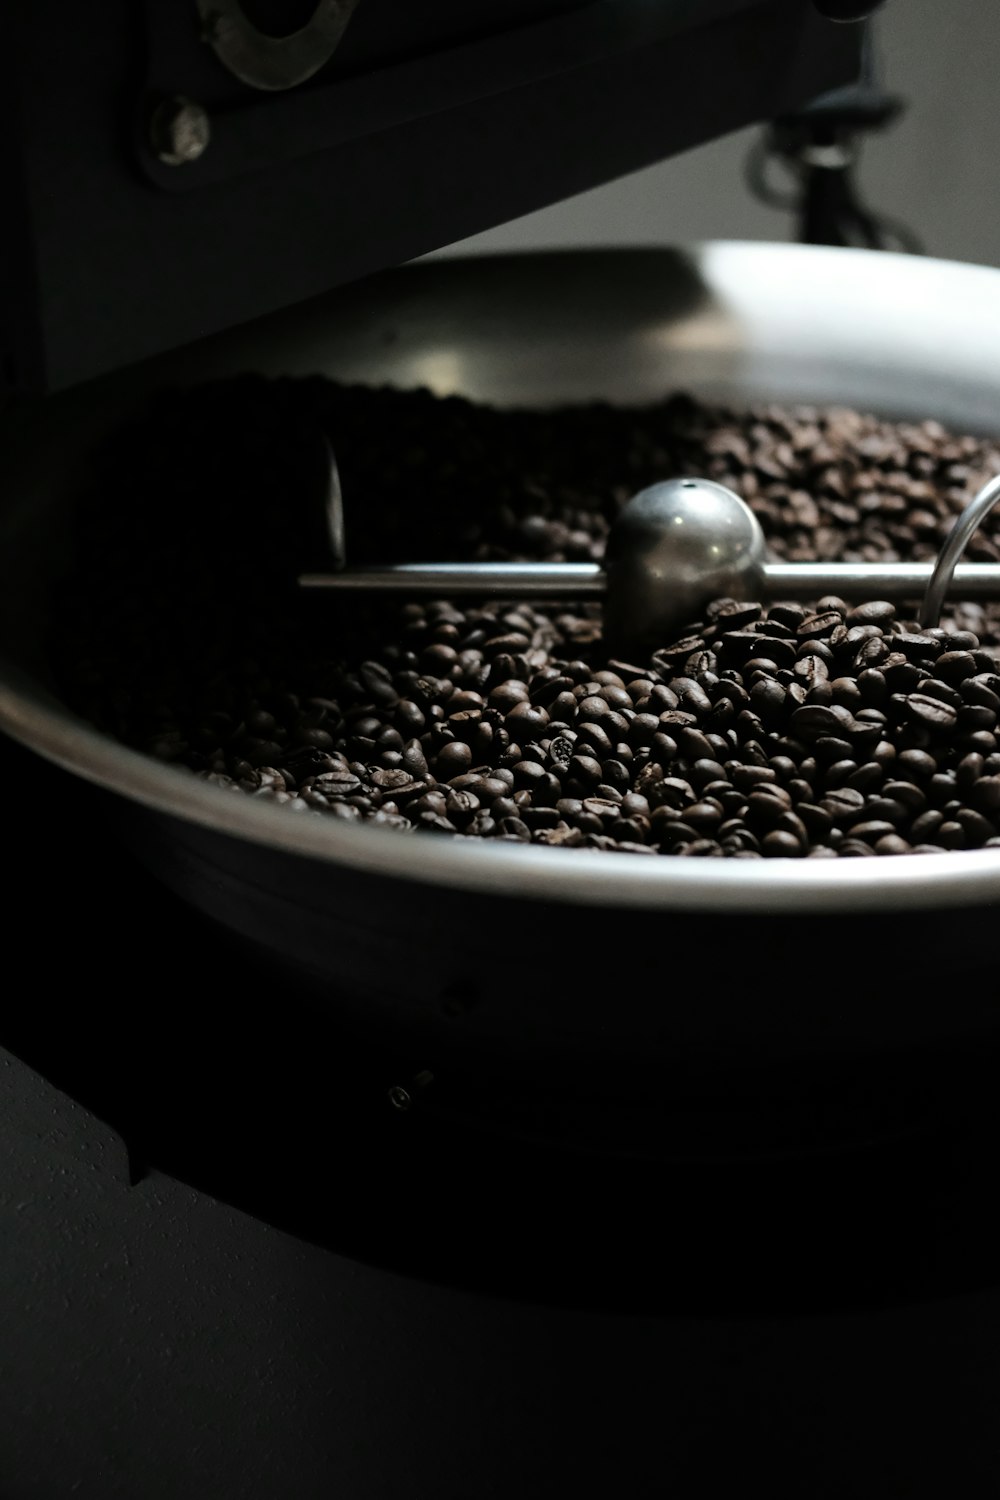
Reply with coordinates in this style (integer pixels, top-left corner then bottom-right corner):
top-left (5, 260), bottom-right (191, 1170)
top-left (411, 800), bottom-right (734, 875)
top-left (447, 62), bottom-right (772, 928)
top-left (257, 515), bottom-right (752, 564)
top-left (302, 445), bottom-right (1000, 643)
top-left (300, 559), bottom-right (1000, 604)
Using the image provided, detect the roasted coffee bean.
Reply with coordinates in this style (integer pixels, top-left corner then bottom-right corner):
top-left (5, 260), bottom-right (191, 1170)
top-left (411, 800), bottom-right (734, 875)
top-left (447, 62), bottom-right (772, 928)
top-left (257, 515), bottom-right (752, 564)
top-left (846, 600), bottom-right (896, 627)
top-left (854, 637), bottom-right (890, 671)
top-left (535, 824), bottom-right (583, 847)
top-left (577, 695), bottom-right (612, 723)
top-left (957, 807), bottom-right (996, 842)
top-left (689, 757), bottom-right (728, 790)
top-left (762, 830), bottom-right (805, 856)
top-left (963, 730), bottom-right (999, 755)
top-left (569, 754), bottom-right (603, 786)
top-left (730, 764), bottom-right (777, 791)
top-left (766, 602), bottom-right (809, 630)
top-left (797, 610), bottom-right (844, 639)
top-left (910, 809), bottom-right (945, 841)
top-left (830, 677), bottom-right (863, 710)
top-left (848, 820), bottom-right (899, 844)
top-left (917, 678), bottom-right (963, 710)
top-left (823, 759), bottom-right (858, 788)
top-left (821, 786), bottom-right (866, 821)
top-left (935, 651), bottom-right (978, 684)
top-left (712, 679), bottom-right (752, 710)
top-left (601, 710), bottom-right (633, 740)
top-left (750, 637), bottom-right (797, 665)
top-left (957, 703), bottom-right (998, 733)
top-left (894, 632), bottom-right (941, 661)
top-left (794, 654), bottom-right (830, 689)
top-left (601, 758), bottom-right (631, 791)
top-left (576, 722), bottom-right (615, 759)
top-left (648, 777), bottom-right (696, 811)
top-left (489, 679), bottom-right (531, 711)
top-left (594, 784), bottom-right (624, 805)
top-left (970, 776), bottom-right (1000, 813)
top-left (750, 679), bottom-right (786, 720)
top-left (745, 789), bottom-right (793, 829)
top-left (721, 633), bottom-right (772, 664)
top-left (929, 773), bottom-right (959, 806)
top-left (628, 713), bottom-right (661, 747)
top-left (684, 801), bottom-right (724, 831)
top-left (676, 726), bottom-right (717, 761)
top-left (648, 809), bottom-right (693, 842)
top-left (897, 749), bottom-right (937, 781)
top-left (955, 751), bottom-right (986, 791)
top-left (796, 639), bottom-right (835, 667)
top-left (874, 833), bottom-right (912, 855)
top-left (844, 625), bottom-right (885, 650)
top-left (881, 780), bottom-right (927, 812)
top-left (905, 693), bottom-right (958, 731)
top-left (883, 658), bottom-right (923, 693)
top-left (672, 677), bottom-right (713, 715)
top-left (511, 759), bottom-right (547, 790)
top-left (812, 735), bottom-right (855, 765)
top-left (652, 637), bottom-right (706, 670)
top-left (56, 377), bottom-right (1000, 860)
top-left (505, 701), bottom-right (550, 736)
top-left (789, 702), bottom-right (857, 739)
top-left (547, 733), bottom-right (577, 763)
top-left (712, 601), bottom-right (763, 629)
top-left (705, 732), bottom-right (733, 759)
top-left (796, 803), bottom-right (833, 838)
top-left (705, 696), bottom-right (737, 730)
top-left (435, 741), bottom-right (473, 778)
top-left (964, 676), bottom-right (1000, 711)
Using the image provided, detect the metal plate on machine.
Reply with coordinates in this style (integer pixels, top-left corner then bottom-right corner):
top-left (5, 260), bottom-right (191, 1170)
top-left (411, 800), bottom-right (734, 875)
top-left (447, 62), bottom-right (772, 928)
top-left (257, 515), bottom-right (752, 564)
top-left (196, 0), bottom-right (365, 91)
top-left (138, 0), bottom-right (787, 189)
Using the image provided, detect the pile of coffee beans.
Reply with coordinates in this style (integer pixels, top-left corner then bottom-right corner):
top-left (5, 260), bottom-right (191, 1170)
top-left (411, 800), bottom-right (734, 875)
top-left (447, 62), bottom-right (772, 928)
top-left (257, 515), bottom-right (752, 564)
top-left (51, 375), bottom-right (1000, 858)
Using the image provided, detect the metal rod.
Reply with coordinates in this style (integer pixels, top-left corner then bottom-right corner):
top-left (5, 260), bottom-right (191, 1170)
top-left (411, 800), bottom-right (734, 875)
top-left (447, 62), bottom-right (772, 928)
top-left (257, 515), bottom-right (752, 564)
top-left (299, 559), bottom-right (1000, 601)
top-left (764, 561), bottom-right (1000, 601)
top-left (299, 562), bottom-right (607, 596)
top-left (919, 473), bottom-right (1000, 627)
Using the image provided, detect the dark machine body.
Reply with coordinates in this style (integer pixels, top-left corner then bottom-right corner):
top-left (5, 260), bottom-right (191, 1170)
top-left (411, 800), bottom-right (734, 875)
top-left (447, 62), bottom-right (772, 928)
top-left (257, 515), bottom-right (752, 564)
top-left (9, 5), bottom-right (1000, 1498)
top-left (2, 0), bottom-right (865, 392)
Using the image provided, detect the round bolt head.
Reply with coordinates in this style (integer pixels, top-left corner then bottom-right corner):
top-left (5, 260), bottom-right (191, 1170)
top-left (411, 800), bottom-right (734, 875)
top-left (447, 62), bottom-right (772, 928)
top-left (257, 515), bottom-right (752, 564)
top-left (603, 478), bottom-right (768, 650)
top-left (151, 96), bottom-right (211, 166)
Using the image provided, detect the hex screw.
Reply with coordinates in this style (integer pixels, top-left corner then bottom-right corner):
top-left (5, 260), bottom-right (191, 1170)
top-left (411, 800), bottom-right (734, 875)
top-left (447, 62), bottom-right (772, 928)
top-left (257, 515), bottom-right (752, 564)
top-left (150, 96), bottom-right (211, 166)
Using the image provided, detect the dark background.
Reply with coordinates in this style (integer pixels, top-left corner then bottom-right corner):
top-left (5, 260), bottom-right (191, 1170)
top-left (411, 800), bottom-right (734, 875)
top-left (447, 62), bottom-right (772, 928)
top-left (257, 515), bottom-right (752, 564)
top-left (432, 0), bottom-right (999, 268)
top-left (5, 1), bottom-right (1000, 1494)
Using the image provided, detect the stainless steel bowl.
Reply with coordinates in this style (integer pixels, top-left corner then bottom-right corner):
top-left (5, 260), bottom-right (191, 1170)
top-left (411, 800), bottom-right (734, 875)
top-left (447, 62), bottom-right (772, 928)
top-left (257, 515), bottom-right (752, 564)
top-left (3, 244), bottom-right (1000, 1079)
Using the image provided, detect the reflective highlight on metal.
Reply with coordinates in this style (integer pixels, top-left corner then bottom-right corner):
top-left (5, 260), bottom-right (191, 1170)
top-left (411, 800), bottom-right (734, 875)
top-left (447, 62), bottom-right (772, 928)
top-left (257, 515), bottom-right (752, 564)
top-left (197, 0), bottom-right (362, 91)
top-left (150, 96), bottom-right (212, 166)
top-left (601, 478), bottom-right (767, 645)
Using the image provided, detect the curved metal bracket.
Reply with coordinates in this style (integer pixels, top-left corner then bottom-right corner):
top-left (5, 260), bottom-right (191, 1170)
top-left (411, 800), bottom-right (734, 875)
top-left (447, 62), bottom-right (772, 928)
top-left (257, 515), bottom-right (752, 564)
top-left (196, 0), bottom-right (362, 91)
top-left (920, 473), bottom-right (1000, 628)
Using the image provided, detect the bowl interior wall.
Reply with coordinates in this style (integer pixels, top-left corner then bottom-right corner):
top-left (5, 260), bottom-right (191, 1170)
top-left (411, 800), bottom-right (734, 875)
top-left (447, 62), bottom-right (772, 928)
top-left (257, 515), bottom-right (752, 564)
top-left (3, 243), bottom-right (1000, 918)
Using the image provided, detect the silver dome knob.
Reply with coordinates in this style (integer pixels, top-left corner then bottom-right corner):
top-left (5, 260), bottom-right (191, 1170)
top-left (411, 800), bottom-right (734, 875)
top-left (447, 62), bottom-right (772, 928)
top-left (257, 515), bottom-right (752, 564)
top-left (603, 478), bottom-right (768, 646)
